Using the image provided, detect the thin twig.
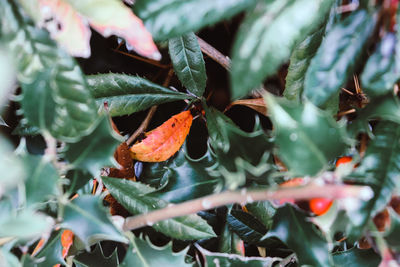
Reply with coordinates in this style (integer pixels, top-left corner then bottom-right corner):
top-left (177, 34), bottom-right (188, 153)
top-left (122, 183), bottom-right (373, 231)
top-left (196, 36), bottom-right (231, 71)
top-left (112, 49), bottom-right (170, 69)
top-left (341, 87), bottom-right (354, 96)
top-left (337, 108), bottom-right (356, 118)
top-left (126, 69), bottom-right (174, 146)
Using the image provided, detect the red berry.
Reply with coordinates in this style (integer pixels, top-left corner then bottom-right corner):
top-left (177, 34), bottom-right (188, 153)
top-left (335, 156), bottom-right (352, 167)
top-left (309, 198), bottom-right (333, 216)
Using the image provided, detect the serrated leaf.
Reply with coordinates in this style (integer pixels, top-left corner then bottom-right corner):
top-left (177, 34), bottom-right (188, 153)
top-left (57, 0), bottom-right (160, 60)
top-left (130, 110), bottom-right (193, 162)
top-left (34, 230), bottom-right (66, 267)
top-left (0, 137), bottom-right (26, 194)
top-left (61, 195), bottom-right (127, 248)
top-left (168, 32), bottom-right (206, 97)
top-left (348, 94), bottom-right (400, 136)
top-left (133, 0), bottom-right (257, 41)
top-left (23, 154), bottom-right (59, 207)
top-left (361, 33), bottom-right (400, 98)
top-left (64, 116), bottom-right (123, 176)
top-left (0, 208), bottom-right (52, 239)
top-left (0, 48), bottom-right (15, 109)
top-left (245, 201), bottom-right (276, 229)
top-left (144, 147), bottom-right (222, 203)
top-left (231, 0), bottom-right (333, 99)
top-left (121, 235), bottom-right (191, 266)
top-left (332, 247), bottom-right (381, 267)
top-left (227, 210), bottom-right (268, 244)
top-left (87, 73), bottom-right (190, 117)
top-left (346, 121), bottom-right (400, 240)
top-left (262, 205), bottom-right (332, 267)
top-left (102, 177), bottom-right (216, 240)
top-left (304, 10), bottom-right (375, 107)
top-left (264, 93), bottom-right (348, 176)
top-left (73, 244), bottom-right (119, 267)
top-left (0, 0), bottom-right (98, 142)
top-left (284, 26), bottom-right (325, 102)
top-left (196, 244), bottom-right (281, 267)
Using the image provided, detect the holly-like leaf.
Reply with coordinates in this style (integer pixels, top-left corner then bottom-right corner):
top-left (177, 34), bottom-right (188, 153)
top-left (61, 195), bottom-right (127, 248)
top-left (264, 93), bottom-right (348, 176)
top-left (284, 26), bottom-right (326, 103)
top-left (23, 154), bottom-right (59, 207)
top-left (145, 147), bottom-right (222, 203)
top-left (0, 48), bottom-right (15, 109)
top-left (64, 116), bottom-right (123, 176)
top-left (227, 210), bottom-right (268, 245)
top-left (133, 0), bottom-right (257, 41)
top-left (87, 73), bottom-right (190, 117)
top-left (102, 177), bottom-right (216, 240)
top-left (0, 137), bottom-right (26, 195)
top-left (130, 110), bottom-right (193, 162)
top-left (121, 235), bottom-right (191, 266)
top-left (231, 0), bottom-right (333, 99)
top-left (348, 94), bottom-right (400, 136)
top-left (196, 244), bottom-right (280, 267)
top-left (168, 32), bottom-right (206, 97)
top-left (65, 170), bottom-right (92, 195)
top-left (34, 230), bottom-right (66, 267)
top-left (332, 247), bottom-right (381, 267)
top-left (304, 10), bottom-right (375, 107)
top-left (361, 33), bottom-right (400, 98)
top-left (346, 121), bottom-right (400, 240)
top-left (262, 205), bottom-right (332, 267)
top-left (73, 244), bottom-right (119, 267)
top-left (245, 201), bottom-right (276, 229)
top-left (1, 0), bottom-right (98, 142)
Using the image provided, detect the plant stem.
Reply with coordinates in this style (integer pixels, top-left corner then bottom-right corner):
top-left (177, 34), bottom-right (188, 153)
top-left (196, 36), bottom-right (231, 71)
top-left (122, 183), bottom-right (373, 231)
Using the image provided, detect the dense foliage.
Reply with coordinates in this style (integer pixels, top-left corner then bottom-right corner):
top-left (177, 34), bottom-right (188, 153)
top-left (1, 0), bottom-right (400, 266)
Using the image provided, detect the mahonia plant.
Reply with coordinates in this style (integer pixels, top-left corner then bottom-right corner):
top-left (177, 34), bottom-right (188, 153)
top-left (1, 0), bottom-right (400, 266)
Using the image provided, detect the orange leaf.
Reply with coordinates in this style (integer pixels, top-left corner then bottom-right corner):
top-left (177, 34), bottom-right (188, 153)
top-left (225, 98), bottom-right (267, 116)
top-left (61, 229), bottom-right (74, 258)
top-left (130, 110), bottom-right (193, 162)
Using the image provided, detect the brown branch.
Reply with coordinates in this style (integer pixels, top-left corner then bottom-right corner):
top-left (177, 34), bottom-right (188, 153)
top-left (196, 36), bottom-right (231, 71)
top-left (112, 49), bottom-right (170, 69)
top-left (126, 69), bottom-right (174, 146)
top-left (122, 183), bottom-right (373, 231)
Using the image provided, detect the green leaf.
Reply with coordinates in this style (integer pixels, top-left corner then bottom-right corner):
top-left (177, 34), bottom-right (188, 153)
top-left (348, 94), bottom-right (400, 136)
top-left (145, 147), bottom-right (222, 203)
top-left (0, 246), bottom-right (20, 267)
top-left (63, 116), bottom-right (123, 176)
top-left (0, 207), bottom-right (52, 239)
top-left (227, 210), bottom-right (268, 244)
top-left (262, 205), bottom-right (332, 267)
top-left (61, 195), bottom-right (127, 248)
top-left (65, 170), bottom-right (92, 195)
top-left (284, 26), bottom-right (326, 103)
top-left (245, 201), bottom-right (276, 229)
top-left (0, 137), bottom-right (26, 194)
top-left (231, 0), bottom-right (333, 99)
top-left (87, 73), bottom-right (190, 117)
top-left (304, 10), bottom-right (375, 107)
top-left (73, 244), bottom-right (119, 267)
top-left (102, 177), bottom-right (216, 240)
top-left (23, 154), bottom-right (59, 207)
top-left (361, 33), bottom-right (400, 98)
top-left (219, 213), bottom-right (244, 255)
top-left (0, 0), bottom-right (98, 142)
top-left (264, 93), bottom-right (348, 176)
top-left (196, 244), bottom-right (280, 267)
top-left (34, 230), bottom-right (66, 267)
top-left (121, 234), bottom-right (191, 266)
top-left (332, 247), bottom-right (381, 267)
top-left (168, 32), bottom-right (206, 97)
top-left (346, 121), bottom-right (400, 240)
top-left (133, 0), bottom-right (257, 41)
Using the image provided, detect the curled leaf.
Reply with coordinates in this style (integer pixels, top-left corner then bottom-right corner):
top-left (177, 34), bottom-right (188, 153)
top-left (130, 110), bottom-right (193, 162)
top-left (225, 98), bottom-right (267, 116)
